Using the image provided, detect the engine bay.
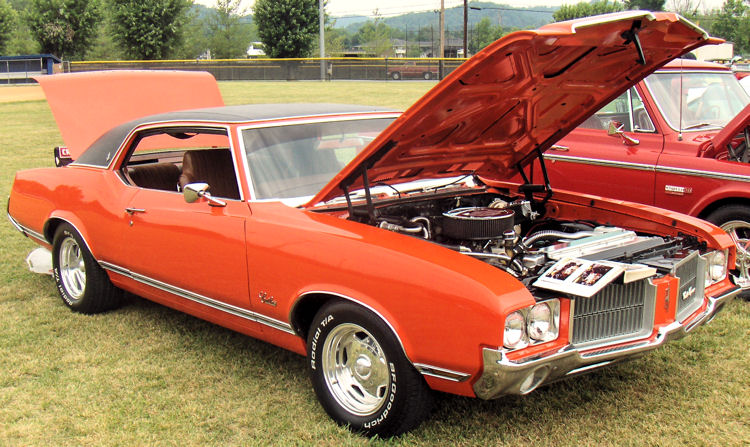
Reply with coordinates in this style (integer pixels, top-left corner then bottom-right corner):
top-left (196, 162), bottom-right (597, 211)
top-left (345, 190), bottom-right (703, 295)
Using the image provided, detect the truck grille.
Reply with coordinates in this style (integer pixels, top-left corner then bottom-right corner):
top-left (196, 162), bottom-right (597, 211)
top-left (571, 280), bottom-right (656, 347)
top-left (673, 252), bottom-right (705, 322)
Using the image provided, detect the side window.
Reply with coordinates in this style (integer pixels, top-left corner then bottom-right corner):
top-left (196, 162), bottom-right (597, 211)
top-left (630, 88), bottom-right (655, 132)
top-left (578, 87), bottom-right (655, 133)
top-left (121, 127), bottom-right (241, 200)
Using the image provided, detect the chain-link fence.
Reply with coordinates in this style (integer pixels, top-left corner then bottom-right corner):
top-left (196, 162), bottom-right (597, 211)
top-left (68, 57), bottom-right (466, 81)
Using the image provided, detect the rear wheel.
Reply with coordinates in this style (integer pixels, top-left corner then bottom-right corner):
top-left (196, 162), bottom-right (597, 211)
top-left (307, 301), bottom-right (432, 437)
top-left (390, 71), bottom-right (401, 80)
top-left (707, 205), bottom-right (750, 295)
top-left (52, 223), bottom-right (123, 313)
top-left (422, 72), bottom-right (432, 80)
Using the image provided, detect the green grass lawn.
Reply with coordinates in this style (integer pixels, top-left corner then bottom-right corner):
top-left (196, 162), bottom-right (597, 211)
top-left (1, 81), bottom-right (749, 446)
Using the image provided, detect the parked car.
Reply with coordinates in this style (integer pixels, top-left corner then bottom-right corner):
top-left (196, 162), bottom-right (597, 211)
top-left (7, 12), bottom-right (739, 437)
top-left (540, 59), bottom-right (750, 292)
top-left (387, 60), bottom-right (438, 80)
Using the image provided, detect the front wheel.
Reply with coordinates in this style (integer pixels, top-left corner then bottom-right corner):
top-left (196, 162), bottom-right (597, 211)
top-left (422, 72), bottom-right (432, 80)
top-left (52, 223), bottom-right (123, 313)
top-left (307, 301), bottom-right (432, 437)
top-left (707, 205), bottom-right (750, 295)
top-left (390, 71), bottom-right (401, 80)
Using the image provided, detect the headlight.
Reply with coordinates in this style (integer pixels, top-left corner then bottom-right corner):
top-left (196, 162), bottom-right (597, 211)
top-left (503, 299), bottom-right (560, 350)
top-left (704, 250), bottom-right (728, 286)
top-left (528, 302), bottom-right (555, 342)
top-left (503, 311), bottom-right (527, 349)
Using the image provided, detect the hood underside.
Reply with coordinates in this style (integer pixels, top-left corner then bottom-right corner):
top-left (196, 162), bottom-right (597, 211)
top-left (310, 11), bottom-right (716, 206)
top-left (35, 70), bottom-right (224, 159)
top-left (709, 102), bottom-right (750, 154)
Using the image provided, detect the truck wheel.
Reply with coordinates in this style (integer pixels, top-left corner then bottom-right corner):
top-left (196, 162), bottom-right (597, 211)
top-left (422, 72), bottom-right (432, 80)
top-left (391, 72), bottom-right (401, 80)
top-left (307, 301), bottom-right (432, 437)
top-left (52, 223), bottom-right (123, 313)
top-left (707, 205), bottom-right (750, 295)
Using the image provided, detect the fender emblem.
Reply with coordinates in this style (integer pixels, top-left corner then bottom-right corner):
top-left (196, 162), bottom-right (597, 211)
top-left (681, 285), bottom-right (696, 301)
top-left (664, 185), bottom-right (693, 196)
top-left (259, 291), bottom-right (277, 307)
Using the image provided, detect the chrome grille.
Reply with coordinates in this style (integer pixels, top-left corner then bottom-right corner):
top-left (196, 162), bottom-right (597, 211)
top-left (673, 252), bottom-right (705, 322)
top-left (571, 280), bottom-right (655, 347)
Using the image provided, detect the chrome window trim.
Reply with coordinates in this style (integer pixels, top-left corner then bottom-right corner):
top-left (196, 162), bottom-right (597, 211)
top-left (628, 87), bottom-right (656, 133)
top-left (293, 289), bottom-right (472, 382)
top-left (546, 153), bottom-right (750, 184)
top-left (112, 124), bottom-right (246, 201)
top-left (99, 261), bottom-right (295, 335)
top-left (236, 113), bottom-right (401, 202)
top-left (644, 70), bottom-right (746, 133)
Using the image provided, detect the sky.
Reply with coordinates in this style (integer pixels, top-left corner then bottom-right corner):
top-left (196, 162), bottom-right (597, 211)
top-left (196, 0), bottom-right (728, 17)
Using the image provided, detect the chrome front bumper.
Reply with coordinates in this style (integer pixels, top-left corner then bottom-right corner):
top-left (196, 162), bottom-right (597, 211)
top-left (473, 286), bottom-right (739, 400)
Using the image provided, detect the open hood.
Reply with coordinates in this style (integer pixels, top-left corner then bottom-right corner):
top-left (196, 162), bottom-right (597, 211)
top-left (35, 70), bottom-right (224, 159)
top-left (309, 11), bottom-right (717, 206)
top-left (708, 103), bottom-right (750, 155)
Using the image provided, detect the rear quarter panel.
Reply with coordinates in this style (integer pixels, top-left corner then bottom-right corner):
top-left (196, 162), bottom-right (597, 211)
top-left (9, 166), bottom-right (134, 259)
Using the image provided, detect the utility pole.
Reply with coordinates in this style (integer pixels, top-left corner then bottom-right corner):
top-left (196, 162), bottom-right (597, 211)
top-left (463, 0), bottom-right (467, 58)
top-left (319, 0), bottom-right (325, 81)
top-left (439, 0), bottom-right (445, 79)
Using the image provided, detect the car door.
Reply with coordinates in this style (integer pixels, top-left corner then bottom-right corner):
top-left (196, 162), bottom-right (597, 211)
top-left (115, 126), bottom-right (257, 329)
top-left (544, 87), bottom-right (665, 205)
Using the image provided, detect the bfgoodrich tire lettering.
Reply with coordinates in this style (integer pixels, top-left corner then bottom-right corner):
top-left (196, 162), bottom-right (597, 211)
top-left (52, 223), bottom-right (123, 314)
top-left (307, 301), bottom-right (432, 437)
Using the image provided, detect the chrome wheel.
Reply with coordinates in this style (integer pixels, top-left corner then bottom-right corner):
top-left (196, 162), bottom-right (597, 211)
top-left (59, 236), bottom-right (86, 300)
top-left (720, 219), bottom-right (750, 289)
top-left (321, 323), bottom-right (390, 416)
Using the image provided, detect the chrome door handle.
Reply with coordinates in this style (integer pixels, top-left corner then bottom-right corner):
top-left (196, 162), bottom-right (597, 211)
top-left (550, 145), bottom-right (569, 152)
top-left (125, 208), bottom-right (146, 215)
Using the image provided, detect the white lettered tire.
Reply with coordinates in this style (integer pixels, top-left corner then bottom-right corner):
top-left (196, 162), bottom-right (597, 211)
top-left (307, 301), bottom-right (432, 437)
top-left (52, 223), bottom-right (123, 313)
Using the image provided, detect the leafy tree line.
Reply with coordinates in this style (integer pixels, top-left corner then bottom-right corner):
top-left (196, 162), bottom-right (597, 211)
top-left (552, 0), bottom-right (750, 56)
top-left (0, 0), bottom-right (260, 59)
top-left (1, 0), bottom-right (749, 61)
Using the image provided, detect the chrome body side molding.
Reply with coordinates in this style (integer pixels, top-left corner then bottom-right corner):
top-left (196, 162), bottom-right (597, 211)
top-left (546, 153), bottom-right (750, 184)
top-left (99, 261), bottom-right (295, 335)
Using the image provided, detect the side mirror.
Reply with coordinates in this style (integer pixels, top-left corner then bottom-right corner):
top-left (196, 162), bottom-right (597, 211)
top-left (183, 182), bottom-right (226, 207)
top-left (607, 120), bottom-right (640, 146)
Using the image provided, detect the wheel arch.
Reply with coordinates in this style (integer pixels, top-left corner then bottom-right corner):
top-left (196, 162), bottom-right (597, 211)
top-left (290, 291), bottom-right (407, 355)
top-left (697, 197), bottom-right (750, 220)
top-left (44, 216), bottom-right (97, 260)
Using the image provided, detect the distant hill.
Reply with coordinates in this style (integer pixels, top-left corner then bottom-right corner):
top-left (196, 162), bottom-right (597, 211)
top-left (333, 2), bottom-right (556, 33)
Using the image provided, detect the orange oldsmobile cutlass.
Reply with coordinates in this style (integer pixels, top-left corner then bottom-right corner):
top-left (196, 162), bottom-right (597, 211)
top-left (7, 12), bottom-right (739, 437)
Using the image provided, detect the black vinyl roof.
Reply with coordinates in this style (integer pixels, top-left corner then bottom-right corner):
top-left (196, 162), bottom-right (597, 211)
top-left (73, 104), bottom-right (396, 167)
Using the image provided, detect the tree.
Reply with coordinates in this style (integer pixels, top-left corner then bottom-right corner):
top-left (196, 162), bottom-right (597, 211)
top-left (109, 0), bottom-right (193, 60)
top-left (254, 0), bottom-right (318, 58)
top-left (710, 0), bottom-right (750, 55)
top-left (553, 0), bottom-right (625, 21)
top-left (0, 0), bottom-right (16, 53)
top-left (470, 17), bottom-right (503, 54)
top-left (205, 0), bottom-right (253, 59)
top-left (25, 0), bottom-right (101, 59)
top-left (624, 0), bottom-right (665, 9)
top-left (353, 18), bottom-right (394, 57)
top-left (667, 0), bottom-right (701, 18)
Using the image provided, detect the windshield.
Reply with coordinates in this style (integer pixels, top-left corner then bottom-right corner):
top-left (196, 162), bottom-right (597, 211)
top-left (645, 71), bottom-right (750, 131)
top-left (242, 118), bottom-right (394, 200)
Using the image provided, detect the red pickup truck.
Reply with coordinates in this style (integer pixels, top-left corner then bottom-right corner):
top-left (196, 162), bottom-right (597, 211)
top-left (387, 60), bottom-right (438, 80)
top-left (541, 59), bottom-right (750, 292)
